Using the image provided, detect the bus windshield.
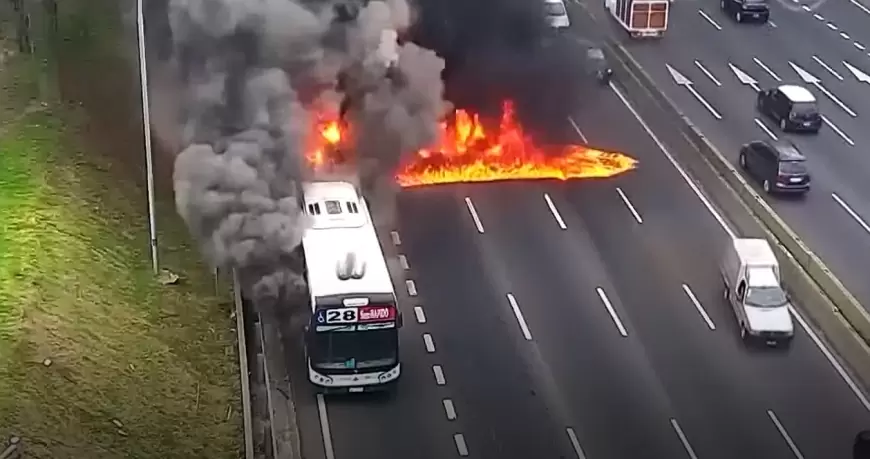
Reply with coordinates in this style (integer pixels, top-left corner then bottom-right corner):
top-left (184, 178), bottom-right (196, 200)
top-left (310, 329), bottom-right (398, 370)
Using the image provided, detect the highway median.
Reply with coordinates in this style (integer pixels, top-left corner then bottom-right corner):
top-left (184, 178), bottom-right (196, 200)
top-left (584, 18), bottom-right (870, 388)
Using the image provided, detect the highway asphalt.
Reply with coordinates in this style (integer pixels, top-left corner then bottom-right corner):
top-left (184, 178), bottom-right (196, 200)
top-left (587, 0), bottom-right (870, 308)
top-left (287, 81), bottom-right (870, 458)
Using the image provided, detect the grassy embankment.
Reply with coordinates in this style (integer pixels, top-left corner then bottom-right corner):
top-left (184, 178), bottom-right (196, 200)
top-left (0, 2), bottom-right (241, 458)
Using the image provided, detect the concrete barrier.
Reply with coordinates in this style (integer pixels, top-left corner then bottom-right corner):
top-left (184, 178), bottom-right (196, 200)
top-left (600, 39), bottom-right (870, 387)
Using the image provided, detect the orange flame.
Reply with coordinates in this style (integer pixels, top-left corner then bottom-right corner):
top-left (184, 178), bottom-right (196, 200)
top-left (304, 100), bottom-right (638, 186)
top-left (395, 101), bottom-right (637, 187)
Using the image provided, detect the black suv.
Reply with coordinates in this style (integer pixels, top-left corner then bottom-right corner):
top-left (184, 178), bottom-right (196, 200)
top-left (720, 0), bottom-right (770, 23)
top-left (738, 140), bottom-right (811, 195)
top-left (757, 85), bottom-right (823, 133)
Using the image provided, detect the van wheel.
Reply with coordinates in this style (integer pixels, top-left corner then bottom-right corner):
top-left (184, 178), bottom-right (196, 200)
top-left (739, 323), bottom-right (748, 340)
top-left (763, 180), bottom-right (772, 193)
top-left (739, 152), bottom-right (747, 169)
top-left (723, 285), bottom-right (730, 300)
top-left (780, 118), bottom-right (788, 131)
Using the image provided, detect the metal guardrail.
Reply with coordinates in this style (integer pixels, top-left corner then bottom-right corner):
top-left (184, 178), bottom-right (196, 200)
top-left (232, 269), bottom-right (255, 459)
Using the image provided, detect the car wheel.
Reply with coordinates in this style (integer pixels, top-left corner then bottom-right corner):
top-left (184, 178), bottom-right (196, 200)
top-left (763, 179), bottom-right (772, 193)
top-left (739, 323), bottom-right (747, 340)
top-left (779, 118), bottom-right (788, 131)
top-left (723, 286), bottom-right (730, 300)
top-left (739, 152), bottom-right (747, 169)
top-left (736, 11), bottom-right (742, 22)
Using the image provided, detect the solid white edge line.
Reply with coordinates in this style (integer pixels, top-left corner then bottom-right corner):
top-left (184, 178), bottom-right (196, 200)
top-left (670, 418), bottom-right (699, 459)
top-left (414, 306), bottom-right (427, 324)
top-left (789, 304), bottom-right (870, 411)
top-left (316, 394), bottom-right (336, 459)
top-left (423, 333), bottom-right (436, 353)
top-left (616, 187), bottom-right (644, 224)
top-left (821, 115), bottom-right (855, 146)
top-left (767, 410), bottom-right (806, 458)
top-left (811, 55), bottom-right (844, 80)
top-left (442, 399), bottom-right (457, 420)
top-left (566, 428), bottom-right (588, 459)
top-left (568, 116), bottom-right (589, 143)
top-left (406, 279), bottom-right (418, 296)
top-left (506, 293), bottom-right (534, 340)
top-left (697, 9), bottom-right (723, 30)
top-left (390, 230), bottom-right (401, 246)
top-left (608, 82), bottom-right (737, 239)
top-left (682, 284), bottom-right (717, 330)
top-left (832, 192), bottom-right (870, 234)
top-left (433, 365), bottom-right (446, 385)
top-left (454, 433), bottom-right (469, 456)
top-left (464, 196), bottom-right (485, 233)
top-left (753, 118), bottom-right (778, 140)
top-left (544, 193), bottom-right (568, 230)
top-left (595, 287), bottom-right (628, 337)
top-left (398, 254), bottom-right (409, 270)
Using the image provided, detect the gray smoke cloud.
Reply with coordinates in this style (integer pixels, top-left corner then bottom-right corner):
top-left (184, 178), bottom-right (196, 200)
top-left (163, 0), bottom-right (449, 308)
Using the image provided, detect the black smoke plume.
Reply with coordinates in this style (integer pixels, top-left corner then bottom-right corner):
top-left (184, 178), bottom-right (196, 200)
top-left (161, 0), bottom-right (450, 309)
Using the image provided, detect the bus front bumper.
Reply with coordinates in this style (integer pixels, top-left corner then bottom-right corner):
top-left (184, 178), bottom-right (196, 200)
top-left (309, 363), bottom-right (401, 393)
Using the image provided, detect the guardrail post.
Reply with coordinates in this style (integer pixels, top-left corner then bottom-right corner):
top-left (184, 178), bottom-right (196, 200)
top-left (0, 436), bottom-right (22, 459)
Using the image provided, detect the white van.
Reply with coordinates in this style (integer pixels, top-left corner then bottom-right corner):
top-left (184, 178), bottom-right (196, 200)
top-left (544, 0), bottom-right (571, 28)
top-left (721, 238), bottom-right (794, 347)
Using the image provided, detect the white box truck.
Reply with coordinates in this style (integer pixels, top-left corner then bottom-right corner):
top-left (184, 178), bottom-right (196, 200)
top-left (720, 238), bottom-right (794, 347)
top-left (605, 0), bottom-right (669, 38)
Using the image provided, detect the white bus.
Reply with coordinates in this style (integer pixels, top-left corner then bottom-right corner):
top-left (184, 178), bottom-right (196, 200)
top-left (300, 181), bottom-right (403, 393)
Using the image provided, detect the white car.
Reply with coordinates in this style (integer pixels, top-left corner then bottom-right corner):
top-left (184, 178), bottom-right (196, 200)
top-left (544, 0), bottom-right (571, 28)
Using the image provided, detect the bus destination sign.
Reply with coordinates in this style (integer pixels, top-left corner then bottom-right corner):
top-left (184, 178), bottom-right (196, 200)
top-left (315, 305), bottom-right (397, 327)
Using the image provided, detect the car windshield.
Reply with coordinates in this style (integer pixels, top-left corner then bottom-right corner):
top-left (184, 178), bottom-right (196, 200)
top-left (746, 286), bottom-right (788, 308)
top-left (791, 101), bottom-right (818, 115)
top-left (778, 160), bottom-right (807, 175)
top-left (310, 329), bottom-right (398, 370)
top-left (745, 0), bottom-right (766, 4)
top-left (545, 2), bottom-right (567, 15)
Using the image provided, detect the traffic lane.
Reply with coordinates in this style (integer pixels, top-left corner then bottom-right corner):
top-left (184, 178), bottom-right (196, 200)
top-left (623, 41), bottom-right (870, 308)
top-left (466, 183), bottom-right (689, 459)
top-left (568, 90), bottom-right (870, 454)
top-left (794, 0), bottom-right (870, 55)
top-left (397, 187), bottom-right (574, 459)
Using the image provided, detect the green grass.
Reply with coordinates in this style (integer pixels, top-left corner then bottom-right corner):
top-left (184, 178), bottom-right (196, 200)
top-left (0, 12), bottom-right (242, 459)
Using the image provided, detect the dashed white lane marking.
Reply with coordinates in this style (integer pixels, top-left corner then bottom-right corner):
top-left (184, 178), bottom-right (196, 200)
top-left (443, 399), bottom-right (457, 420)
top-left (754, 118), bottom-right (778, 140)
top-left (682, 284), bottom-right (717, 330)
top-left (832, 193), bottom-right (870, 234)
top-left (812, 55), bottom-right (844, 80)
top-left (608, 82), bottom-right (737, 239)
top-left (566, 428), bottom-right (588, 459)
top-left (769, 20), bottom-right (778, 27)
top-left (813, 12), bottom-right (824, 20)
top-left (398, 254), bottom-right (409, 270)
top-left (827, 22), bottom-right (838, 31)
top-left (768, 410), bottom-right (805, 458)
top-left (801, 4), bottom-right (811, 10)
top-left (841, 31), bottom-right (851, 40)
top-left (856, 42), bottom-right (867, 51)
top-left (596, 287), bottom-right (628, 337)
top-left (433, 365), bottom-right (446, 385)
top-left (544, 193), bottom-right (568, 230)
top-left (406, 279), bottom-right (418, 296)
top-left (423, 333), bottom-right (436, 353)
top-left (316, 394), bottom-right (336, 459)
top-left (671, 418), bottom-right (699, 459)
top-left (821, 115), bottom-right (855, 146)
top-left (694, 60), bottom-right (722, 86)
top-left (698, 9), bottom-right (723, 30)
top-left (464, 197), bottom-right (485, 234)
top-left (506, 293), bottom-right (534, 340)
top-left (568, 116), bottom-right (589, 143)
top-left (616, 187), bottom-right (644, 224)
top-left (611, 53), bottom-right (870, 414)
top-left (390, 230), bottom-right (401, 246)
top-left (754, 57), bottom-right (782, 81)
top-left (414, 306), bottom-right (427, 324)
top-left (454, 434), bottom-right (469, 456)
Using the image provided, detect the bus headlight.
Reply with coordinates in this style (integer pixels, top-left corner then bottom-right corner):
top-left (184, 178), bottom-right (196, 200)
top-left (378, 366), bottom-right (400, 383)
top-left (314, 374), bottom-right (334, 385)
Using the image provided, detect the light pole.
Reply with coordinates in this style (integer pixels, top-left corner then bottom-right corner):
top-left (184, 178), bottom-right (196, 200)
top-left (135, 0), bottom-right (159, 274)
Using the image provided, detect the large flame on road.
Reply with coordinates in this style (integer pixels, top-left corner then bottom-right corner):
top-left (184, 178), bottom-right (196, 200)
top-left (306, 101), bottom-right (638, 187)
